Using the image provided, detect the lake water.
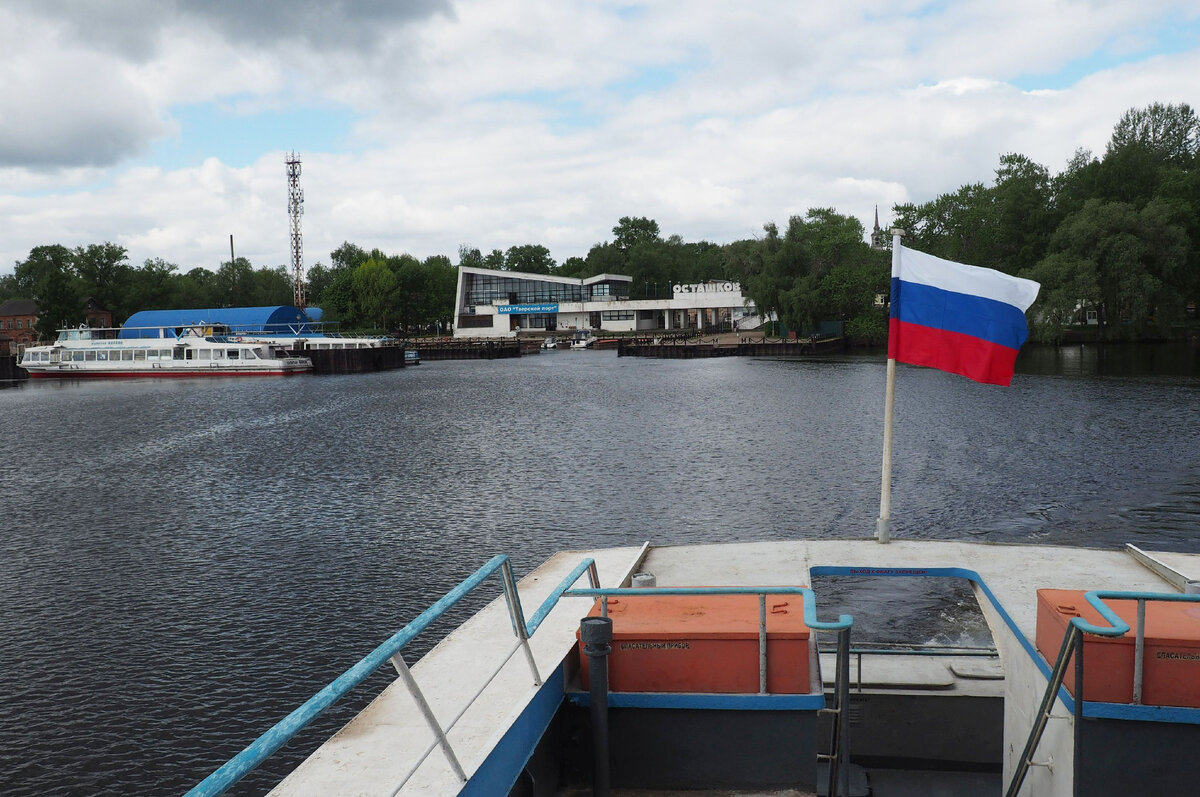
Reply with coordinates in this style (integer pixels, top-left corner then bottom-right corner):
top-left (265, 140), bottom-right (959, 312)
top-left (1, 343), bottom-right (1198, 796)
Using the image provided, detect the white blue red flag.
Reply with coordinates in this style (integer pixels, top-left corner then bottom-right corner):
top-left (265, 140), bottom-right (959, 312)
top-left (888, 246), bottom-right (1040, 386)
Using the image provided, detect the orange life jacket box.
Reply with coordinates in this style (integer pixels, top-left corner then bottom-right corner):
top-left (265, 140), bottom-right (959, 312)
top-left (578, 592), bottom-right (813, 694)
top-left (1035, 589), bottom-right (1200, 707)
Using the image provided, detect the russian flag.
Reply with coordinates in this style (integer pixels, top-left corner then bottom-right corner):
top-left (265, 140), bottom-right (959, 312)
top-left (889, 245), bottom-right (1040, 386)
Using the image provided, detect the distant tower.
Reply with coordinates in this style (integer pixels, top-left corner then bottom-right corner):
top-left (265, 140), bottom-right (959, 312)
top-left (870, 205), bottom-right (889, 250)
top-left (286, 152), bottom-right (306, 309)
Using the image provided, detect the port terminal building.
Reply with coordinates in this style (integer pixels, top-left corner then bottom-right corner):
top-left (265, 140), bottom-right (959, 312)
top-left (452, 266), bottom-right (763, 338)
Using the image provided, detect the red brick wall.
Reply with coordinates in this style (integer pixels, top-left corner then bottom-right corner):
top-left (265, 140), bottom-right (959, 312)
top-left (0, 313), bottom-right (40, 351)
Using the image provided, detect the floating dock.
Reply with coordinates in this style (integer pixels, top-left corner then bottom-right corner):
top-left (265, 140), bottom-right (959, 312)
top-left (304, 346), bottom-right (407, 374)
top-left (0, 355), bottom-right (28, 380)
top-left (618, 336), bottom-right (844, 358)
top-left (407, 339), bottom-right (521, 360)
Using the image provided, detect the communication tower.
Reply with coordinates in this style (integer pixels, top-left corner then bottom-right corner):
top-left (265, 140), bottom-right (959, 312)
top-left (286, 152), bottom-right (306, 309)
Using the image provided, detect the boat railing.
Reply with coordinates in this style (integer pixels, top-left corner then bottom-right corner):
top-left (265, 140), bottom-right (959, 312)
top-left (1004, 590), bottom-right (1200, 797)
top-left (565, 585), bottom-right (854, 797)
top-left (183, 553), bottom-right (600, 797)
top-left (184, 558), bottom-right (860, 797)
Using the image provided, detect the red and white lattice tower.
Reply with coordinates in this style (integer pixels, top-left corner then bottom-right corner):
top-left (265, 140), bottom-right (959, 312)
top-left (285, 152), bottom-right (306, 309)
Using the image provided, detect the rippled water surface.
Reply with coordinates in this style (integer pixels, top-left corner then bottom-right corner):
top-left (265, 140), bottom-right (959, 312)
top-left (2, 345), bottom-right (1198, 795)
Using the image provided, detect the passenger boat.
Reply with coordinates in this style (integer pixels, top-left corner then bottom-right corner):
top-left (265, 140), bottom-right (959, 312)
top-left (184, 538), bottom-right (1200, 797)
top-left (19, 324), bottom-right (311, 378)
top-left (542, 336), bottom-right (558, 350)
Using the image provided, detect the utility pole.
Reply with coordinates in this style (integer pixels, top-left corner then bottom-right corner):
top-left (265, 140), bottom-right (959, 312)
top-left (286, 152), bottom-right (306, 310)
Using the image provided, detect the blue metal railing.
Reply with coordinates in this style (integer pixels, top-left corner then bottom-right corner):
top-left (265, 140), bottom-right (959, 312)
top-left (184, 554), bottom-right (599, 797)
top-left (563, 585), bottom-right (852, 631)
top-left (1005, 589), bottom-right (1200, 797)
top-left (184, 560), bottom-right (856, 797)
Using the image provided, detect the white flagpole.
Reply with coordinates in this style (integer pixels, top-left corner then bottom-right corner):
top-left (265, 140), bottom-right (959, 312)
top-left (876, 229), bottom-right (904, 544)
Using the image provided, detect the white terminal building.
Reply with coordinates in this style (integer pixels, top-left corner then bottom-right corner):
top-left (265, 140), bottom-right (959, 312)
top-left (452, 265), bottom-right (763, 338)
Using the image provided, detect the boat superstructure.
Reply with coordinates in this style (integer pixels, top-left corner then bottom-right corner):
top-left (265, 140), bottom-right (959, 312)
top-left (184, 539), bottom-right (1200, 796)
top-left (20, 324), bottom-right (311, 378)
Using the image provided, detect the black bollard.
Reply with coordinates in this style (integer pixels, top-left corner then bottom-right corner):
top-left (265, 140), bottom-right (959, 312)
top-left (580, 616), bottom-right (613, 797)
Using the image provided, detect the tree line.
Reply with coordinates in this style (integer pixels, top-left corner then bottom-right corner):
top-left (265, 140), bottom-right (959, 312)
top-left (895, 102), bottom-right (1200, 342)
top-left (4, 103), bottom-right (1196, 343)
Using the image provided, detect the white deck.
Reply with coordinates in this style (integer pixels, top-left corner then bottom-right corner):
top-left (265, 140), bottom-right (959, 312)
top-left (269, 545), bottom-right (645, 797)
top-left (638, 539), bottom-right (1200, 643)
top-left (266, 539), bottom-right (1200, 797)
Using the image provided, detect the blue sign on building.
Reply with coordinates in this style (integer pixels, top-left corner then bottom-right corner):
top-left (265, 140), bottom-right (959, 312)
top-left (498, 304), bottom-right (559, 314)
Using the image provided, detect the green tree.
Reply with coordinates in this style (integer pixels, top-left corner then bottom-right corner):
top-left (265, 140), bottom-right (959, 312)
top-left (484, 249), bottom-right (506, 270)
top-left (352, 259), bottom-right (398, 330)
top-left (457, 246), bottom-right (484, 270)
top-left (127, 258), bottom-right (180, 313)
top-left (13, 245), bottom-right (83, 339)
top-left (1024, 198), bottom-right (1190, 340)
top-left (612, 216), bottom-right (661, 251)
top-left (331, 242), bottom-right (369, 270)
top-left (73, 242), bottom-right (131, 319)
top-left (34, 267), bottom-right (84, 339)
top-left (214, 257), bottom-right (256, 306)
top-left (504, 244), bottom-right (556, 274)
top-left (1107, 102), bottom-right (1200, 163)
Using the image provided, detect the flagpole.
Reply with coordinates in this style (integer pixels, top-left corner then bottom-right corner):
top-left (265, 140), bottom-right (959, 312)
top-left (876, 229), bottom-right (904, 544)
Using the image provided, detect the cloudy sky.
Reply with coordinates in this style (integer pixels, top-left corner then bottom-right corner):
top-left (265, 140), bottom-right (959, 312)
top-left (2, 0), bottom-right (1199, 276)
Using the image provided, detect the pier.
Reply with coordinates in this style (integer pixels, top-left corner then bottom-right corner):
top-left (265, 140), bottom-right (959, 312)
top-left (303, 345), bottom-right (407, 374)
top-left (0, 355), bottom-right (27, 380)
top-left (407, 338), bottom-right (522, 360)
top-left (617, 335), bottom-right (844, 358)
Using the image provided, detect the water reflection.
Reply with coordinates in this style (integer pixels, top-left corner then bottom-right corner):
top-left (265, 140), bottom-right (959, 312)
top-left (1019, 341), bottom-right (1200, 378)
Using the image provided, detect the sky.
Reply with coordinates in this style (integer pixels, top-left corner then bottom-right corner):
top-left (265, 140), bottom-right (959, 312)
top-left (2, 0), bottom-right (1199, 277)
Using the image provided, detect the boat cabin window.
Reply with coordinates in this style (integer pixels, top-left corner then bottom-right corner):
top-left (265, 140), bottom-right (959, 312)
top-left (173, 348), bottom-right (185, 360)
top-left (84, 351), bottom-right (96, 361)
top-left (184, 349), bottom-right (194, 360)
top-left (95, 351), bottom-right (107, 361)
top-left (134, 350), bottom-right (145, 361)
top-left (213, 349), bottom-right (225, 360)
top-left (197, 350), bottom-right (211, 360)
top-left (226, 350), bottom-right (240, 360)
top-left (72, 352), bottom-right (84, 362)
top-left (122, 350), bottom-right (134, 361)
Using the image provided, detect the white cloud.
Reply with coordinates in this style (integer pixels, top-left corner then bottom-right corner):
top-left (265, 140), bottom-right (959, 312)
top-left (2, 1), bottom-right (1199, 276)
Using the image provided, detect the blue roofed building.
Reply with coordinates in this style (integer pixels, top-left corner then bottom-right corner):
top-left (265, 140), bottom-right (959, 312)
top-left (119, 306), bottom-right (317, 339)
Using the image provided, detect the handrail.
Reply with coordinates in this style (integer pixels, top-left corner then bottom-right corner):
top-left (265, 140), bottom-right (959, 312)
top-left (184, 554), bottom-right (598, 797)
top-left (1004, 590), bottom-right (1200, 797)
top-left (186, 567), bottom-right (857, 797)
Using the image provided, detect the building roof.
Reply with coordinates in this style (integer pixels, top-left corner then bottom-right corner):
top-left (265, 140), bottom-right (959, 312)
top-left (582, 273), bottom-right (633, 285)
top-left (458, 265), bottom-right (636, 286)
top-left (0, 299), bottom-right (39, 316)
top-left (118, 306), bottom-right (315, 338)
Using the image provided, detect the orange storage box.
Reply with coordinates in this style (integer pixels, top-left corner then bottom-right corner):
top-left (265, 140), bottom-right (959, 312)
top-left (1036, 589), bottom-right (1200, 707)
top-left (578, 593), bottom-right (813, 694)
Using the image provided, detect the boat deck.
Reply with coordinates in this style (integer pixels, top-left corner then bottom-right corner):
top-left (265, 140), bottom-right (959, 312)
top-left (639, 539), bottom-right (1196, 641)
top-left (265, 539), bottom-right (1200, 797)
